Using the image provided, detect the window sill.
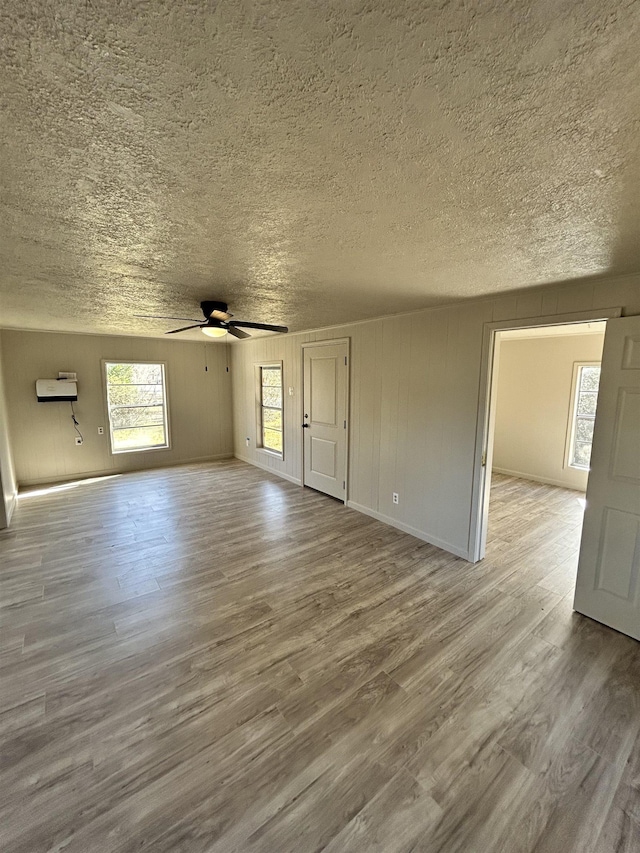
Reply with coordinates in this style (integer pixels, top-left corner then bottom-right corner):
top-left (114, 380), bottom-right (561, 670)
top-left (111, 445), bottom-right (171, 456)
top-left (257, 448), bottom-right (284, 461)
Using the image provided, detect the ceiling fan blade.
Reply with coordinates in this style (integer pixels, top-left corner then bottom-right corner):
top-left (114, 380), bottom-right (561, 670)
top-left (226, 325), bottom-right (251, 339)
top-left (210, 309), bottom-right (233, 322)
top-left (165, 324), bottom-right (206, 334)
top-left (229, 321), bottom-right (289, 333)
top-left (135, 315), bottom-right (201, 322)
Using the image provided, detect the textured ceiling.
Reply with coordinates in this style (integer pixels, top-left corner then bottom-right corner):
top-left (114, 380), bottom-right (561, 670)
top-left (1, 1), bottom-right (639, 341)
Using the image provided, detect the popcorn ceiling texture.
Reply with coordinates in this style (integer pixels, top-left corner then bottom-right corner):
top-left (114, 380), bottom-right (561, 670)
top-left (1, 0), bottom-right (638, 339)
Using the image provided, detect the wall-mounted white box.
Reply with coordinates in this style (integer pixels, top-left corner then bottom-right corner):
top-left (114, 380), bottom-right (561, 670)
top-left (36, 379), bottom-right (78, 402)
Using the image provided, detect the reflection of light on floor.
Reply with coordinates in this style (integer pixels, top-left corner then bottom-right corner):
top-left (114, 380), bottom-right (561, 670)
top-left (577, 497), bottom-right (587, 511)
top-left (19, 475), bottom-right (121, 499)
top-left (260, 483), bottom-right (287, 503)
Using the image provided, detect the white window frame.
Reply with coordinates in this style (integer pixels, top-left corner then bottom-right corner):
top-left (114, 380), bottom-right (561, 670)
top-left (565, 361), bottom-right (601, 471)
top-left (255, 362), bottom-right (284, 458)
top-left (103, 360), bottom-right (170, 455)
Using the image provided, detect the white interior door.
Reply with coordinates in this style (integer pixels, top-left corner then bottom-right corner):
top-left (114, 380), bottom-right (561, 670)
top-left (574, 315), bottom-right (640, 641)
top-left (303, 341), bottom-right (348, 501)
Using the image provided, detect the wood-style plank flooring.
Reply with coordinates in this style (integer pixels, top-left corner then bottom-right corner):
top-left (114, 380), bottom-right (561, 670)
top-left (1, 462), bottom-right (639, 852)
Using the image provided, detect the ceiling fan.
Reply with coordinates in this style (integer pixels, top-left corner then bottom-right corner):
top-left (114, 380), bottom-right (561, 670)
top-left (135, 301), bottom-right (289, 340)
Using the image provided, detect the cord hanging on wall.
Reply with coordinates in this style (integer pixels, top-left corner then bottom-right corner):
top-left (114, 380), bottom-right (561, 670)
top-left (70, 401), bottom-right (84, 442)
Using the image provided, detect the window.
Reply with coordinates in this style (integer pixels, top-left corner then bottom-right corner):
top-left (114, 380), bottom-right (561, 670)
top-left (568, 363), bottom-right (600, 469)
top-left (105, 362), bottom-right (169, 453)
top-left (259, 364), bottom-right (283, 454)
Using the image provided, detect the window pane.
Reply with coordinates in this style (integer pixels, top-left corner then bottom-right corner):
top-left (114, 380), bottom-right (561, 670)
top-left (572, 441), bottom-right (592, 468)
top-left (577, 392), bottom-right (598, 416)
top-left (569, 363), bottom-right (600, 471)
top-left (131, 364), bottom-right (162, 384)
top-left (263, 428), bottom-right (283, 452)
top-left (262, 368), bottom-right (281, 387)
top-left (108, 384), bottom-right (164, 406)
top-left (110, 405), bottom-right (165, 429)
top-left (258, 364), bottom-right (283, 455)
top-left (580, 367), bottom-right (600, 392)
top-left (107, 364), bottom-right (133, 385)
top-left (262, 408), bottom-right (282, 429)
top-left (106, 363), bottom-right (135, 385)
top-left (112, 425), bottom-right (166, 451)
top-left (575, 417), bottom-right (594, 443)
top-left (106, 362), bottom-right (167, 453)
top-left (262, 386), bottom-right (282, 408)
top-left (107, 363), bottom-right (163, 384)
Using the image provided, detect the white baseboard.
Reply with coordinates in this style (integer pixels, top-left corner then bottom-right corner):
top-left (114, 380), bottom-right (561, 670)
top-left (235, 457), bottom-right (469, 559)
top-left (2, 491), bottom-right (17, 527)
top-left (346, 500), bottom-right (471, 561)
top-left (491, 467), bottom-right (586, 493)
top-left (7, 492), bottom-right (16, 524)
top-left (234, 453), bottom-right (302, 486)
top-left (17, 453), bottom-right (234, 488)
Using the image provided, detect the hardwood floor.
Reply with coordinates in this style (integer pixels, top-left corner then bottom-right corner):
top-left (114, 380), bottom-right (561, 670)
top-left (1, 462), bottom-right (639, 852)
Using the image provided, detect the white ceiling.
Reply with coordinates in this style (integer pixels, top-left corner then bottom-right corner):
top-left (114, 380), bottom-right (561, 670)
top-left (500, 321), bottom-right (607, 340)
top-left (1, 1), bottom-right (638, 341)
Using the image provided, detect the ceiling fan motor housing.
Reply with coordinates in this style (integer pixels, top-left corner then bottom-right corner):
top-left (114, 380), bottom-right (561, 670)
top-left (201, 301), bottom-right (228, 319)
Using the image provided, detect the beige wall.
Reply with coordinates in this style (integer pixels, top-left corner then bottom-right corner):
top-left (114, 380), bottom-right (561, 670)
top-left (492, 333), bottom-right (605, 491)
top-left (1, 331), bottom-right (233, 486)
top-left (0, 333), bottom-right (18, 526)
top-left (231, 274), bottom-right (640, 559)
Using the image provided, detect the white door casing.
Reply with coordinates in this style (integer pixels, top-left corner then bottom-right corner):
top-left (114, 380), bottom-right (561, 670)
top-left (574, 315), bottom-right (640, 641)
top-left (302, 341), bottom-right (349, 501)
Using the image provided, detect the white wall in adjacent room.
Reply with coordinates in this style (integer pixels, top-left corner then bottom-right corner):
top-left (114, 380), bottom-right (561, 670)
top-left (492, 331), bottom-right (605, 491)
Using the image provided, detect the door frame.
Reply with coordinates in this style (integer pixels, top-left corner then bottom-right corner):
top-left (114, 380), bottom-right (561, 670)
top-left (301, 338), bottom-right (351, 504)
top-left (468, 307), bottom-right (622, 563)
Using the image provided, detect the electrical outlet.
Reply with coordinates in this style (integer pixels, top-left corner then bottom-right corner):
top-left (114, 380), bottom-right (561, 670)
top-left (75, 436), bottom-right (83, 446)
top-left (98, 427), bottom-right (104, 435)
top-left (392, 492), bottom-right (399, 505)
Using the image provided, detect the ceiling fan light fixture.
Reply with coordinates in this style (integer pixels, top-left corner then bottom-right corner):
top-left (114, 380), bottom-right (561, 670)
top-left (201, 326), bottom-right (227, 338)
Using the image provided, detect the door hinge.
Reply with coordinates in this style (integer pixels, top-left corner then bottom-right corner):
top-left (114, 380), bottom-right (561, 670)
top-left (343, 481), bottom-right (345, 489)
top-left (343, 420), bottom-right (346, 429)
top-left (344, 356), bottom-right (347, 366)
top-left (481, 451), bottom-right (487, 467)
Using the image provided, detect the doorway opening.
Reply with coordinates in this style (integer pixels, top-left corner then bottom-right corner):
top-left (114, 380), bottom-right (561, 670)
top-left (471, 309), bottom-right (639, 640)
top-left (484, 321), bottom-right (606, 597)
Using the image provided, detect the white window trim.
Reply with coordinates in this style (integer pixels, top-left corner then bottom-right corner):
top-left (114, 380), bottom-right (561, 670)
top-left (565, 361), bottom-right (600, 471)
top-left (103, 360), bottom-right (171, 455)
top-left (255, 361), bottom-right (284, 459)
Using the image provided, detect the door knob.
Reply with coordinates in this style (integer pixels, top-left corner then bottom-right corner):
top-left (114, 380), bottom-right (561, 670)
top-left (302, 423), bottom-right (310, 428)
